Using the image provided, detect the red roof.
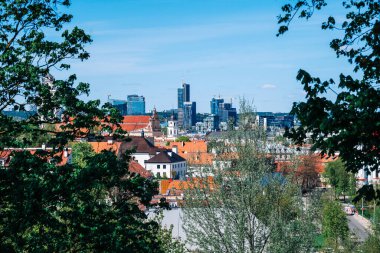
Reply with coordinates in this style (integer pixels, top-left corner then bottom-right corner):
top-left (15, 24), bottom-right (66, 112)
top-left (128, 160), bottom-right (152, 178)
top-left (119, 116), bottom-right (150, 132)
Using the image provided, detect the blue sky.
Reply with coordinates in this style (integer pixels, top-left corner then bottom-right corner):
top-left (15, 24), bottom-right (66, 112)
top-left (54, 0), bottom-right (352, 113)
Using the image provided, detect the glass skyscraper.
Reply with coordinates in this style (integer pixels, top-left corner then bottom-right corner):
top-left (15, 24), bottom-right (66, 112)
top-left (177, 88), bottom-right (184, 109)
top-left (210, 98), bottom-right (224, 115)
top-left (109, 99), bottom-right (128, 116)
top-left (127, 95), bottom-right (145, 115)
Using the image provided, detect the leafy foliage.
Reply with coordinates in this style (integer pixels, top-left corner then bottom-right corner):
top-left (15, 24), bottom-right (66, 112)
top-left (183, 101), bottom-right (318, 252)
top-left (71, 141), bottom-right (95, 168)
top-left (0, 149), bottom-right (165, 252)
top-left (0, 0), bottom-right (122, 149)
top-left (175, 136), bottom-right (190, 142)
top-left (324, 159), bottom-right (356, 199)
top-left (0, 1), bottom-right (174, 251)
top-left (322, 200), bottom-right (349, 251)
top-left (279, 1), bottom-right (380, 198)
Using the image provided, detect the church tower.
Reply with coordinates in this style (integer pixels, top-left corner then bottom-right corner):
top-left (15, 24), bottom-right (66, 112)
top-left (167, 113), bottom-right (178, 138)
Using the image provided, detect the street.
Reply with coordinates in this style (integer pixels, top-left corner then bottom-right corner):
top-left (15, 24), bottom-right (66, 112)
top-left (347, 214), bottom-right (372, 242)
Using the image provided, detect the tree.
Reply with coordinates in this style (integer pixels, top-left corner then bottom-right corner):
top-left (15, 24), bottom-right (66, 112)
top-left (279, 0), bottom-right (380, 200)
top-left (0, 1), bottom-right (172, 251)
top-left (175, 136), bottom-right (190, 142)
top-left (182, 101), bottom-right (318, 252)
top-left (322, 200), bottom-right (349, 251)
top-left (71, 142), bottom-right (95, 168)
top-left (0, 148), bottom-right (166, 252)
top-left (0, 0), bottom-right (119, 149)
top-left (324, 159), bottom-right (356, 200)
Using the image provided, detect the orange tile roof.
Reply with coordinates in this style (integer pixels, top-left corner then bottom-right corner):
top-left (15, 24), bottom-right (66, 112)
top-left (162, 140), bottom-right (213, 165)
top-left (164, 140), bottom-right (208, 153)
top-left (160, 177), bottom-right (215, 195)
top-left (118, 116), bottom-right (150, 132)
top-left (88, 141), bottom-right (122, 155)
top-left (128, 160), bottom-right (152, 178)
top-left (122, 116), bottom-right (150, 124)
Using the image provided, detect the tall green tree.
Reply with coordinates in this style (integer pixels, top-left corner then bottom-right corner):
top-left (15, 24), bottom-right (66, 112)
top-left (0, 1), bottom-right (171, 251)
top-left (71, 142), bottom-right (95, 168)
top-left (279, 0), bottom-right (380, 200)
top-left (324, 159), bottom-right (356, 200)
top-left (322, 200), bottom-right (349, 251)
top-left (183, 101), bottom-right (318, 253)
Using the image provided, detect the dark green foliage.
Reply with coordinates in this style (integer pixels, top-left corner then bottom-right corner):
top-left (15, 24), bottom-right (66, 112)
top-left (0, 0), bottom-right (123, 149)
top-left (0, 150), bottom-right (164, 252)
top-left (175, 136), bottom-right (190, 142)
top-left (322, 200), bottom-right (349, 250)
top-left (0, 1), bottom-right (171, 251)
top-left (279, 1), bottom-right (380, 200)
top-left (324, 159), bottom-right (356, 199)
top-left (71, 141), bottom-right (95, 168)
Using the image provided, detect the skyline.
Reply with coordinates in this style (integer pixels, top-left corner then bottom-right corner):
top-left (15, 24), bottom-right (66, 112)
top-left (53, 0), bottom-right (353, 113)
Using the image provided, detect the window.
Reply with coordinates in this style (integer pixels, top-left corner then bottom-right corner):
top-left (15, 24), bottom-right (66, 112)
top-left (157, 165), bottom-right (160, 169)
top-left (163, 172), bottom-right (167, 178)
top-left (157, 172), bottom-right (161, 177)
top-left (163, 165), bottom-right (166, 169)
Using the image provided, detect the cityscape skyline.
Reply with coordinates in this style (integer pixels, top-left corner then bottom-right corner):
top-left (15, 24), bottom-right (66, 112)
top-left (52, 0), bottom-right (353, 113)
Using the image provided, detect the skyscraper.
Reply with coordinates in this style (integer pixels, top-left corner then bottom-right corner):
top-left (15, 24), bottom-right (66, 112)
top-left (109, 98), bottom-right (128, 116)
top-left (210, 98), bottom-right (224, 115)
top-left (183, 101), bottom-right (196, 129)
top-left (177, 88), bottom-right (184, 109)
top-left (127, 95), bottom-right (145, 115)
top-left (182, 83), bottom-right (190, 102)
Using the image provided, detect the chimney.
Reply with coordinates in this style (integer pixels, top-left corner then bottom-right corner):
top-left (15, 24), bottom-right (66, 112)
top-left (172, 145), bottom-right (178, 154)
top-left (42, 143), bottom-right (46, 150)
top-left (107, 139), bottom-right (113, 145)
top-left (141, 129), bottom-right (145, 138)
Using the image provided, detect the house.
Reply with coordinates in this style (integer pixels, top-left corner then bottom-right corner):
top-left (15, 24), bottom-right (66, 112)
top-left (123, 136), bottom-right (165, 167)
top-left (145, 151), bottom-right (187, 179)
top-left (119, 108), bottom-right (162, 137)
top-left (0, 147), bottom-right (72, 167)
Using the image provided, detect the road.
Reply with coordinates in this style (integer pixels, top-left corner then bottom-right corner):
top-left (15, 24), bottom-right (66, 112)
top-left (347, 214), bottom-right (371, 242)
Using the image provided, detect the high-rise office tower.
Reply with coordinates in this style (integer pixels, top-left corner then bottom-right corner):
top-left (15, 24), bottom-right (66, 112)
top-left (210, 98), bottom-right (224, 115)
top-left (177, 88), bottom-right (184, 109)
top-left (182, 83), bottom-right (190, 102)
top-left (218, 102), bottom-right (237, 126)
top-left (183, 101), bottom-right (196, 129)
top-left (127, 95), bottom-right (145, 115)
top-left (109, 98), bottom-right (128, 116)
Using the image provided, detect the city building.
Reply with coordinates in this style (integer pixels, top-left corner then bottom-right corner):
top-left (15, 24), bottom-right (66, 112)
top-left (177, 82), bottom-right (196, 129)
top-left (256, 112), bottom-right (295, 130)
top-left (145, 150), bottom-right (187, 179)
top-left (167, 114), bottom-right (179, 138)
top-left (210, 98), bottom-right (224, 115)
top-left (127, 94), bottom-right (145, 115)
top-left (109, 98), bottom-right (128, 116)
top-left (177, 88), bottom-right (184, 109)
top-left (183, 101), bottom-right (196, 129)
top-left (182, 83), bottom-right (190, 103)
top-left (218, 102), bottom-right (237, 126)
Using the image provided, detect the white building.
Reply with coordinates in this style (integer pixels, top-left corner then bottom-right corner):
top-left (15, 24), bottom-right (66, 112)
top-left (167, 114), bottom-right (179, 138)
top-left (145, 151), bottom-right (187, 179)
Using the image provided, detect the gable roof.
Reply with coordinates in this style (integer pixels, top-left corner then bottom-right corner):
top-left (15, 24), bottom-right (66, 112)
top-left (88, 141), bottom-right (122, 155)
top-left (119, 116), bottom-right (150, 132)
top-left (145, 151), bottom-right (186, 164)
top-left (128, 160), bottom-right (152, 178)
top-left (124, 136), bottom-right (163, 155)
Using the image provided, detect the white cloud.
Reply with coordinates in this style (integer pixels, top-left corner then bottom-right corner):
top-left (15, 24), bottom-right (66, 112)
top-left (261, 84), bottom-right (277, 89)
